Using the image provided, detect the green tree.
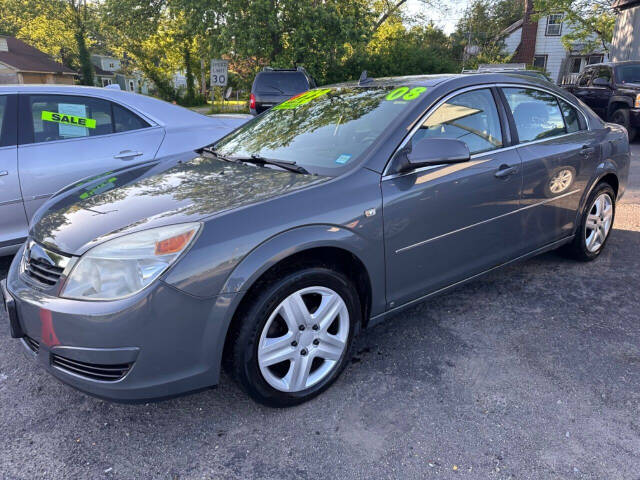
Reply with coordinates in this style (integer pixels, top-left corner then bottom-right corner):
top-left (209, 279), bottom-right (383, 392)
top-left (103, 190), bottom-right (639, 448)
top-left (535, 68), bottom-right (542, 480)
top-left (534, 0), bottom-right (615, 53)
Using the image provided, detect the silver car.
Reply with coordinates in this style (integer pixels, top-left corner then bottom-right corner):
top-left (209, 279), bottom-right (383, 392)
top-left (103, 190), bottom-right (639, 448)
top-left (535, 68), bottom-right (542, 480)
top-left (0, 85), bottom-right (247, 255)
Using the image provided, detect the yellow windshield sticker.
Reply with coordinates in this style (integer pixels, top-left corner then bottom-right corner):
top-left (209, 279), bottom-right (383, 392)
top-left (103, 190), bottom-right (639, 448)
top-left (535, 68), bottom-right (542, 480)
top-left (42, 110), bottom-right (96, 129)
top-left (386, 87), bottom-right (427, 102)
top-left (273, 88), bottom-right (332, 110)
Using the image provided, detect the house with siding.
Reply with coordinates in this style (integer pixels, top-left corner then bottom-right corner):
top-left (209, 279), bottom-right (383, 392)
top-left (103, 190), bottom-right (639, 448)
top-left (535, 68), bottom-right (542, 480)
top-left (503, 0), bottom-right (608, 84)
top-left (610, 0), bottom-right (640, 61)
top-left (0, 36), bottom-right (77, 84)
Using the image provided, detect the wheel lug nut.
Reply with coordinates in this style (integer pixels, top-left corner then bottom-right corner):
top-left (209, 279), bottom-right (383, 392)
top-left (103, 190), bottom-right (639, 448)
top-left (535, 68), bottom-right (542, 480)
top-left (291, 341), bottom-right (298, 347)
top-left (312, 324), bottom-right (319, 330)
top-left (313, 339), bottom-right (319, 345)
top-left (299, 325), bottom-right (305, 331)
top-left (300, 349), bottom-right (308, 356)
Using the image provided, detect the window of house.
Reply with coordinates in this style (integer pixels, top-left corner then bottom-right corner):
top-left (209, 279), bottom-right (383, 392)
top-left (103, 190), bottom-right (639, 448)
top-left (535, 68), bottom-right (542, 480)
top-left (412, 89), bottom-right (503, 155)
top-left (533, 55), bottom-right (547, 70)
top-left (502, 88), bottom-right (566, 142)
top-left (546, 14), bottom-right (563, 36)
top-left (588, 55), bottom-right (604, 65)
top-left (569, 57), bottom-right (583, 74)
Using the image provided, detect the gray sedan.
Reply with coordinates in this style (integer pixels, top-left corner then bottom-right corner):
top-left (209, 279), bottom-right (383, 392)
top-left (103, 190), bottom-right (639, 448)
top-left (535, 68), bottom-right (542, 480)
top-left (0, 85), bottom-right (247, 255)
top-left (1, 74), bottom-right (630, 406)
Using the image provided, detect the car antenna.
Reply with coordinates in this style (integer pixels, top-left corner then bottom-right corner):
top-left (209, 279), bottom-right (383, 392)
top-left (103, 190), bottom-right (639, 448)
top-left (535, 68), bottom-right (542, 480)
top-left (358, 70), bottom-right (373, 86)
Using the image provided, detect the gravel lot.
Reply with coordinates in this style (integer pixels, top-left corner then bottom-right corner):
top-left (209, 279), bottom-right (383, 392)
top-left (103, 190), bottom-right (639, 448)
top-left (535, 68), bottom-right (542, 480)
top-left (1, 146), bottom-right (639, 480)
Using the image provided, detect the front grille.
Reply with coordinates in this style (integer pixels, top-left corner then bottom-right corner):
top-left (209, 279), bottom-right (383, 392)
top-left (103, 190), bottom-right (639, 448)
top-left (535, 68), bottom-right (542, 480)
top-left (24, 336), bottom-right (39, 354)
top-left (24, 257), bottom-right (64, 286)
top-left (51, 354), bottom-right (132, 382)
top-left (22, 241), bottom-right (71, 288)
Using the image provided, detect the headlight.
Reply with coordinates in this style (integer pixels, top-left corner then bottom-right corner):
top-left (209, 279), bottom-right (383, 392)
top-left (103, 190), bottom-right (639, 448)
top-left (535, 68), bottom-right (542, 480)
top-left (635, 94), bottom-right (640, 109)
top-left (61, 223), bottom-right (201, 301)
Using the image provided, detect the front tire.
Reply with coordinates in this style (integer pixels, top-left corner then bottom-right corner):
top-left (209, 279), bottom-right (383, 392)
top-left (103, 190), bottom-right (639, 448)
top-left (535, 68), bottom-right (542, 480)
top-left (562, 182), bottom-right (615, 261)
top-left (229, 267), bottom-right (360, 407)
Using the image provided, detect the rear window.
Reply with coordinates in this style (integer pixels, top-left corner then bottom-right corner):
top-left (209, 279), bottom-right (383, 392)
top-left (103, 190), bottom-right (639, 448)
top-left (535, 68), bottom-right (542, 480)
top-left (254, 72), bottom-right (309, 94)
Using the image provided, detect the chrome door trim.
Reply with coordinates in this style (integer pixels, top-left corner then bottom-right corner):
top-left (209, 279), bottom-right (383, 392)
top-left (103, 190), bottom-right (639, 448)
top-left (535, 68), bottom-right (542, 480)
top-left (395, 188), bottom-right (581, 254)
top-left (382, 82), bottom-right (590, 177)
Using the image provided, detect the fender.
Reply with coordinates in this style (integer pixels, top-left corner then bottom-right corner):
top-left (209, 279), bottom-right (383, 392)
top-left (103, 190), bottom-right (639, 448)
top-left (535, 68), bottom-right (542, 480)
top-left (572, 160), bottom-right (619, 234)
top-left (607, 96), bottom-right (633, 118)
top-left (219, 224), bottom-right (386, 317)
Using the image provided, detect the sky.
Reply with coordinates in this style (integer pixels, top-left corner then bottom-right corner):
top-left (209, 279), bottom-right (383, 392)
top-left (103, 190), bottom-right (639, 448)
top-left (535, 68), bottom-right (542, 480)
top-left (406, 0), bottom-right (471, 35)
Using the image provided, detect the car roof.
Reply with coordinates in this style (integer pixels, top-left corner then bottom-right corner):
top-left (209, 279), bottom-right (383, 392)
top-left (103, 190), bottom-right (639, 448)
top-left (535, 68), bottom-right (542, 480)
top-left (325, 72), bottom-right (558, 91)
top-left (0, 84), bottom-right (213, 127)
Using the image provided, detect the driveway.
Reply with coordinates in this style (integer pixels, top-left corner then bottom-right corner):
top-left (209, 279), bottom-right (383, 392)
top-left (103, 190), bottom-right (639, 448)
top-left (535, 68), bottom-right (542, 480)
top-left (1, 146), bottom-right (639, 479)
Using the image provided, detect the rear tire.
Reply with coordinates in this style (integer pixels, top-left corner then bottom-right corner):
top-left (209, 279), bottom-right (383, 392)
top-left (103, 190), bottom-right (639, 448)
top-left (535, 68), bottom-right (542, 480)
top-left (611, 108), bottom-right (636, 142)
top-left (561, 182), bottom-right (615, 261)
top-left (228, 267), bottom-right (360, 407)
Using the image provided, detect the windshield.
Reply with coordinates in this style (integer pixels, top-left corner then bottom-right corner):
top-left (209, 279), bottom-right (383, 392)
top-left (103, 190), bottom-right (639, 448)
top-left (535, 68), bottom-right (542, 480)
top-left (615, 65), bottom-right (640, 84)
top-left (254, 72), bottom-right (309, 94)
top-left (214, 86), bottom-right (427, 175)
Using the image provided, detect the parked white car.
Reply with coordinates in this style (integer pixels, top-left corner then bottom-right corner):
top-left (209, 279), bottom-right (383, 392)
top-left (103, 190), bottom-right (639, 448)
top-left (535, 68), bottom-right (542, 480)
top-left (0, 85), bottom-right (248, 255)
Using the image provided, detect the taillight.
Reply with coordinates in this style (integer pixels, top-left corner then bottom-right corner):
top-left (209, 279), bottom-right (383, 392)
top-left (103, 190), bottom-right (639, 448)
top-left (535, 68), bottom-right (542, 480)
top-left (250, 93), bottom-right (256, 109)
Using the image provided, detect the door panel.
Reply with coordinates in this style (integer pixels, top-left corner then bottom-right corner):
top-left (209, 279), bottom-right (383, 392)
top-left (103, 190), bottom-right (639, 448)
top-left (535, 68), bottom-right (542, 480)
top-left (17, 93), bottom-right (164, 219)
top-left (516, 131), bottom-right (596, 251)
top-left (383, 150), bottom-right (523, 307)
top-left (382, 87), bottom-right (522, 308)
top-left (0, 145), bottom-right (27, 248)
top-left (0, 94), bottom-right (28, 248)
top-left (501, 87), bottom-right (595, 252)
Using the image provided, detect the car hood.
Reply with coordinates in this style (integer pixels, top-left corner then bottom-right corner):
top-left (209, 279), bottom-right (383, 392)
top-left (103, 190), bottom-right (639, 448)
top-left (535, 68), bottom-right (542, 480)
top-left (30, 155), bottom-right (328, 255)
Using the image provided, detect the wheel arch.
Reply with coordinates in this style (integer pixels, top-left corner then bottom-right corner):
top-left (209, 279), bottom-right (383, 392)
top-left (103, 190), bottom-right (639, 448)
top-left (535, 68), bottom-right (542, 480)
top-left (573, 167), bottom-right (619, 234)
top-left (214, 224), bottom-right (383, 373)
top-left (608, 97), bottom-right (632, 119)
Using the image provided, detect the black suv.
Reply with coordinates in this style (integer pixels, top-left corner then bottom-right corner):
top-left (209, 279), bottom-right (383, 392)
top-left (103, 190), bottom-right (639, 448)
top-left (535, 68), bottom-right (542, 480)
top-left (564, 61), bottom-right (640, 140)
top-left (250, 67), bottom-right (316, 115)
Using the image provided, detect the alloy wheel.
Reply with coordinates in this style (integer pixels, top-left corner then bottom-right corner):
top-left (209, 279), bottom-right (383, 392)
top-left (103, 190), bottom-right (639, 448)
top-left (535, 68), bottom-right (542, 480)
top-left (257, 286), bottom-right (349, 392)
top-left (585, 193), bottom-right (613, 253)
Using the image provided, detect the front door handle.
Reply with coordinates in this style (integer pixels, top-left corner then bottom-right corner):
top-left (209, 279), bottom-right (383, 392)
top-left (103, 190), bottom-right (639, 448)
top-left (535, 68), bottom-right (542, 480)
top-left (114, 150), bottom-right (143, 160)
top-left (0, 170), bottom-right (8, 177)
top-left (495, 164), bottom-right (519, 178)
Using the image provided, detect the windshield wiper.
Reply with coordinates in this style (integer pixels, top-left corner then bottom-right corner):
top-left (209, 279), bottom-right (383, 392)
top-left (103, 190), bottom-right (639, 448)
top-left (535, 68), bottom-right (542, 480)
top-left (235, 154), bottom-right (310, 174)
top-left (201, 146), bottom-right (235, 162)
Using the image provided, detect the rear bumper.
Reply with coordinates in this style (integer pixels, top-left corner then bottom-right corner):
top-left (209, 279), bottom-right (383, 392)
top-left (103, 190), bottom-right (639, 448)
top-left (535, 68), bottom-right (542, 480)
top-left (4, 247), bottom-right (237, 402)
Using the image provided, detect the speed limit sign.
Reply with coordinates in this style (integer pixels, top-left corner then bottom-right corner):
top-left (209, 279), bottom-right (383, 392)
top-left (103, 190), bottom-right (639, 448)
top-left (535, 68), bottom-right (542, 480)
top-left (210, 59), bottom-right (228, 87)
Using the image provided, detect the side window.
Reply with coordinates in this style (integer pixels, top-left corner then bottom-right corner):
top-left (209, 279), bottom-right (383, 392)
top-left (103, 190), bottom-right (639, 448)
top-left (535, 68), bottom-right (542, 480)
top-left (25, 95), bottom-right (113, 144)
top-left (412, 89), bottom-right (503, 155)
top-left (503, 88), bottom-right (566, 142)
top-left (0, 95), bottom-right (17, 147)
top-left (558, 99), bottom-right (582, 133)
top-left (578, 69), bottom-right (592, 87)
top-left (594, 67), bottom-right (612, 84)
top-left (112, 103), bottom-right (149, 133)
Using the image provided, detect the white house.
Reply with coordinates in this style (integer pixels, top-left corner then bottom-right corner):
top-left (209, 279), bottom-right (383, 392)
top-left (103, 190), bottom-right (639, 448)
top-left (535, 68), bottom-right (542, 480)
top-left (503, 0), bottom-right (608, 84)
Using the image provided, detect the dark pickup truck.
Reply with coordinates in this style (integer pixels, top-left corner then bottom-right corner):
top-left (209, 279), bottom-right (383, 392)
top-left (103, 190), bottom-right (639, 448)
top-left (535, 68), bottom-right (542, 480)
top-left (564, 61), bottom-right (640, 141)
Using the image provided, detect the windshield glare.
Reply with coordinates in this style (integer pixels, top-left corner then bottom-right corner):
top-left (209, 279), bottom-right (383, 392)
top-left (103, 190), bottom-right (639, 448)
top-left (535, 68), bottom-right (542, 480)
top-left (616, 65), bottom-right (640, 84)
top-left (214, 86), bottom-right (425, 175)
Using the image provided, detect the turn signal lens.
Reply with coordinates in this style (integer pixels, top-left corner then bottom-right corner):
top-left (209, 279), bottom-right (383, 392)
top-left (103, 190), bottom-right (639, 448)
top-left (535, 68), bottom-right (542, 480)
top-left (635, 94), bottom-right (640, 108)
top-left (155, 231), bottom-right (195, 255)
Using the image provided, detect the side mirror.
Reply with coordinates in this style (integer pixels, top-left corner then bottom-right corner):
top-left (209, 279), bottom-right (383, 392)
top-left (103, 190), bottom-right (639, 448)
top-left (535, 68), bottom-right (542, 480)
top-left (394, 138), bottom-right (470, 173)
top-left (592, 77), bottom-right (611, 87)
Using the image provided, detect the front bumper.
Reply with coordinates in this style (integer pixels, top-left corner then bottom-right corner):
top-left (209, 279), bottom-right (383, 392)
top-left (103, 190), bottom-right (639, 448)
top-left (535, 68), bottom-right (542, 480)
top-left (629, 108), bottom-right (640, 129)
top-left (3, 247), bottom-right (237, 402)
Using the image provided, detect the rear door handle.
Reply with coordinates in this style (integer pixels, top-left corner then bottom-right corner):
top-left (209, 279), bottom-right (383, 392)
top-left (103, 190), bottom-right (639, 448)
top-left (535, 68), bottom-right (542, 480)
top-left (495, 164), bottom-right (519, 178)
top-left (114, 150), bottom-right (143, 160)
top-left (580, 145), bottom-right (596, 156)
top-left (0, 170), bottom-right (7, 177)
